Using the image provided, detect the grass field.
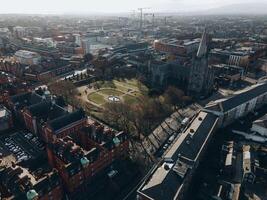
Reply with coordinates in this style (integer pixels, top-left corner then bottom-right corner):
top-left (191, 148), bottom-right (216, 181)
top-left (123, 94), bottom-right (140, 105)
top-left (98, 88), bottom-right (124, 96)
top-left (88, 92), bottom-right (106, 105)
top-left (80, 79), bottom-right (147, 110)
top-left (77, 79), bottom-right (150, 122)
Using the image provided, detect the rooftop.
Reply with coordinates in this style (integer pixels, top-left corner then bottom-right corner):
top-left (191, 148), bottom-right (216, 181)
top-left (139, 111), bottom-right (219, 200)
top-left (27, 100), bottom-right (67, 123)
top-left (0, 106), bottom-right (10, 119)
top-left (14, 50), bottom-right (40, 58)
top-left (11, 92), bottom-right (43, 110)
top-left (0, 163), bottom-right (61, 200)
top-left (220, 82), bottom-right (267, 112)
top-left (165, 112), bottom-right (218, 161)
top-left (48, 109), bottom-right (86, 133)
top-left (206, 81), bottom-right (267, 113)
top-left (253, 113), bottom-right (267, 128)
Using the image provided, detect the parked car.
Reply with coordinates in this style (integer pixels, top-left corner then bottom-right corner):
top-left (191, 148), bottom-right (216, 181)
top-left (163, 144), bottom-right (169, 151)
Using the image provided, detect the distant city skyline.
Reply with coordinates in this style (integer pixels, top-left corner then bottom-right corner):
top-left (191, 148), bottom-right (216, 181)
top-left (0, 0), bottom-right (266, 14)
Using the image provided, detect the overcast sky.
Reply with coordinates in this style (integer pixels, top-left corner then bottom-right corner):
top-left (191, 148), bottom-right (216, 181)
top-left (0, 0), bottom-right (265, 14)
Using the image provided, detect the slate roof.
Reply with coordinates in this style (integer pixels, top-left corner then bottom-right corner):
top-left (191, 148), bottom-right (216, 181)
top-left (0, 165), bottom-right (60, 200)
top-left (139, 112), bottom-right (219, 200)
top-left (221, 82), bottom-right (267, 112)
top-left (27, 101), bottom-right (67, 122)
top-left (141, 165), bottom-right (184, 200)
top-left (48, 109), bottom-right (86, 133)
top-left (253, 114), bottom-right (267, 128)
top-left (11, 92), bottom-right (43, 110)
top-left (165, 112), bottom-right (218, 161)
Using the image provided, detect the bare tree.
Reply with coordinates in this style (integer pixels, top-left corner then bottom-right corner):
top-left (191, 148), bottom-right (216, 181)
top-left (48, 80), bottom-right (79, 106)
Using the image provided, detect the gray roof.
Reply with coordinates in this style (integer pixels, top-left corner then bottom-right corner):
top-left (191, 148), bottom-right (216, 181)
top-left (48, 109), bottom-right (86, 133)
top-left (253, 114), bottom-right (267, 128)
top-left (165, 112), bottom-right (218, 161)
top-left (11, 92), bottom-right (42, 110)
top-left (221, 82), bottom-right (267, 112)
top-left (139, 112), bottom-right (219, 200)
top-left (27, 101), bottom-right (67, 122)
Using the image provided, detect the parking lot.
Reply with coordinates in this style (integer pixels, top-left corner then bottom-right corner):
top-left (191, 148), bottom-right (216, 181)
top-left (0, 131), bottom-right (45, 164)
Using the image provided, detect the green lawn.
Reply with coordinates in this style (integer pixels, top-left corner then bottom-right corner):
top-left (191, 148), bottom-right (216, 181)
top-left (93, 79), bottom-right (148, 93)
top-left (114, 84), bottom-right (130, 92)
top-left (88, 93), bottom-right (106, 105)
top-left (123, 95), bottom-right (140, 105)
top-left (98, 88), bottom-right (124, 96)
top-left (99, 81), bottom-right (116, 88)
top-left (131, 91), bottom-right (142, 97)
top-left (113, 80), bottom-right (138, 90)
top-left (86, 78), bottom-right (148, 109)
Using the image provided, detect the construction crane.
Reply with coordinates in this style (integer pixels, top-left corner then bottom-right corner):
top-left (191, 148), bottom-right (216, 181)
top-left (131, 10), bottom-right (136, 19)
top-left (164, 16), bottom-right (172, 26)
top-left (138, 7), bottom-right (150, 31)
top-left (144, 13), bottom-right (155, 30)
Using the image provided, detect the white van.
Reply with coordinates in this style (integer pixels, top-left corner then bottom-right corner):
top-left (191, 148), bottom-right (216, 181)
top-left (181, 117), bottom-right (189, 126)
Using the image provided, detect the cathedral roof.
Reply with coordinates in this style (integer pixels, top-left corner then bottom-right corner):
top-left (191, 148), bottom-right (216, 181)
top-left (197, 28), bottom-right (208, 58)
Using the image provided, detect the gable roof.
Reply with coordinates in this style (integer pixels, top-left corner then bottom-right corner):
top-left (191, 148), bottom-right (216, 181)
top-left (48, 109), bottom-right (86, 133)
top-left (27, 101), bottom-right (67, 122)
top-left (11, 92), bottom-right (42, 110)
top-left (139, 112), bottom-right (219, 200)
top-left (221, 82), bottom-right (267, 112)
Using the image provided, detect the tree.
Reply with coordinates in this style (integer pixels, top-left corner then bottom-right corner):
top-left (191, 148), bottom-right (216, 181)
top-left (92, 57), bottom-right (109, 78)
top-left (163, 86), bottom-right (185, 108)
top-left (102, 95), bottom-right (171, 165)
top-left (181, 96), bottom-right (192, 107)
top-left (48, 80), bottom-right (79, 106)
top-left (84, 53), bottom-right (94, 63)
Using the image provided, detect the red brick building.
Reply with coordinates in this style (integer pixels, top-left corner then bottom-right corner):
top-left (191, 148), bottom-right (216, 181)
top-left (8, 91), bottom-right (43, 122)
top-left (0, 164), bottom-right (63, 200)
top-left (46, 122), bottom-right (129, 195)
top-left (9, 90), bottom-right (87, 141)
top-left (0, 106), bottom-right (13, 132)
top-left (0, 59), bottom-right (24, 77)
top-left (42, 109), bottom-right (87, 143)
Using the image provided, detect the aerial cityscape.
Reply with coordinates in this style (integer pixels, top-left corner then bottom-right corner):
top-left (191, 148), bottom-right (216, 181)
top-left (0, 0), bottom-right (267, 200)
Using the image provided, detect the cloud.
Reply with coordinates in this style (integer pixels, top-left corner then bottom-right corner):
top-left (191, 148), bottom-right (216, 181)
top-left (0, 0), bottom-right (265, 14)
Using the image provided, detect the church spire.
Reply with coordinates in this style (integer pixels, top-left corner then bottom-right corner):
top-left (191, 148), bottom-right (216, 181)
top-left (196, 28), bottom-right (208, 58)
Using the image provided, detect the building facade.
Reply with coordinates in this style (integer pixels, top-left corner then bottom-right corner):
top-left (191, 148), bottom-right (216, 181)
top-left (14, 50), bottom-right (41, 65)
top-left (187, 29), bottom-right (215, 97)
top-left (0, 106), bottom-right (13, 132)
top-left (8, 90), bottom-right (87, 141)
top-left (46, 123), bottom-right (129, 196)
top-left (0, 164), bottom-right (63, 200)
top-left (205, 81), bottom-right (267, 127)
